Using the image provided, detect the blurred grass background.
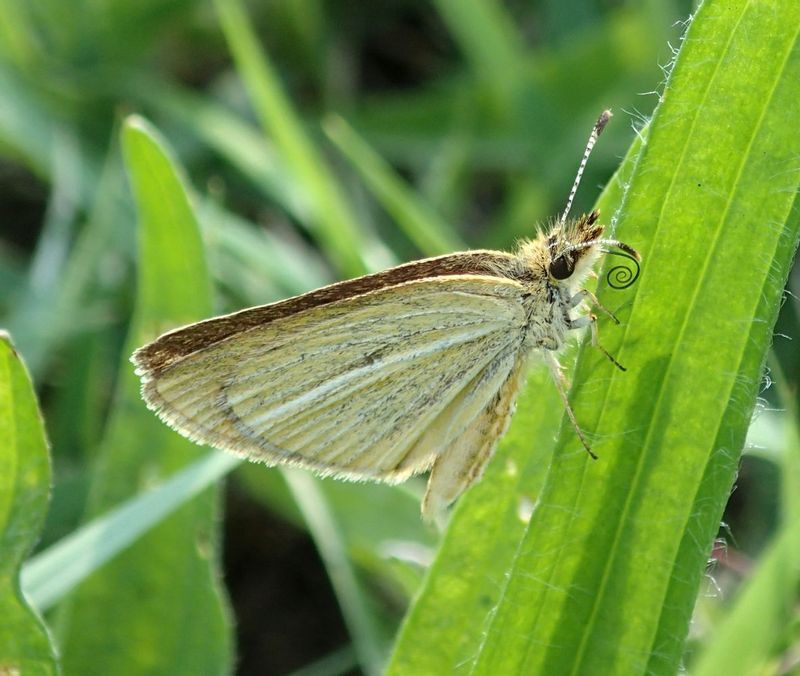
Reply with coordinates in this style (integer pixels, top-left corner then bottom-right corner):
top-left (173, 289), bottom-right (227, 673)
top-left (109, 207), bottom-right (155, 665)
top-left (1, 0), bottom-right (798, 674)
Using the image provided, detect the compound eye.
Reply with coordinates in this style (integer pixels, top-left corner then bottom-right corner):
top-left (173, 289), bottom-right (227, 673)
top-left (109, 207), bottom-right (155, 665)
top-left (549, 255), bottom-right (574, 280)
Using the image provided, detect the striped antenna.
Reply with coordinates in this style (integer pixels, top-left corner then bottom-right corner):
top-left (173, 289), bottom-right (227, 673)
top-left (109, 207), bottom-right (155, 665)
top-left (560, 110), bottom-right (612, 226)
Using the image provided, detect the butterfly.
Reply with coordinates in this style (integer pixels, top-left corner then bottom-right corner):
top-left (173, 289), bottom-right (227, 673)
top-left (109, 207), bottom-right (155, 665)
top-left (132, 110), bottom-right (639, 526)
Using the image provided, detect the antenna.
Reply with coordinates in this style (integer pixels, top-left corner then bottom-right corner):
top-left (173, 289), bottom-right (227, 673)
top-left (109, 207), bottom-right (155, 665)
top-left (560, 110), bottom-right (612, 226)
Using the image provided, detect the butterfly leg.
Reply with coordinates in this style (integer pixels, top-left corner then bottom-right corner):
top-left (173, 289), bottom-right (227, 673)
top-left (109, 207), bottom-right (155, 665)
top-left (544, 351), bottom-right (597, 460)
top-left (568, 313), bottom-right (625, 372)
top-left (569, 289), bottom-right (619, 324)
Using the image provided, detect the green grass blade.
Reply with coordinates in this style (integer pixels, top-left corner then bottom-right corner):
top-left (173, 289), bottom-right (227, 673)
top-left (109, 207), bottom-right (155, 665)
top-left (132, 77), bottom-right (313, 225)
top-left (213, 0), bottom-right (378, 277)
top-left (465, 2), bottom-right (800, 674)
top-left (432, 0), bottom-right (525, 113)
top-left (0, 332), bottom-right (58, 675)
top-left (22, 451), bottom-right (240, 612)
top-left (283, 471), bottom-right (387, 676)
top-left (324, 114), bottom-right (465, 256)
top-left (55, 116), bottom-right (233, 675)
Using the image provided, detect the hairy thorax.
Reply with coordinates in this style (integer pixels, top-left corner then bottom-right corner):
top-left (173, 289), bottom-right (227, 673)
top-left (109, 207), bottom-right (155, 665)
top-left (487, 234), bottom-right (577, 355)
top-left (519, 277), bottom-right (571, 354)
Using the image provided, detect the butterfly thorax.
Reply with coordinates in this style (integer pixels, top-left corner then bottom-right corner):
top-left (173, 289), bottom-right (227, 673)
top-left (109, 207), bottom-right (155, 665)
top-left (516, 274), bottom-right (573, 353)
top-left (500, 212), bottom-right (606, 353)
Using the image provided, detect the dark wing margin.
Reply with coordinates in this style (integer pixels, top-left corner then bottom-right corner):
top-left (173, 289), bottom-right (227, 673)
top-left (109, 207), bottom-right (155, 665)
top-left (132, 250), bottom-right (517, 375)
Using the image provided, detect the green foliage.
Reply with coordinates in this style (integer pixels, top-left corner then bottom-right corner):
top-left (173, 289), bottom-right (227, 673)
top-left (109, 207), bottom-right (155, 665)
top-left (1, 0), bottom-right (798, 673)
top-left (0, 334), bottom-right (57, 674)
top-left (692, 363), bottom-right (800, 675)
top-left (53, 118), bottom-right (233, 675)
top-left (22, 450), bottom-right (240, 612)
top-left (213, 0), bottom-right (374, 277)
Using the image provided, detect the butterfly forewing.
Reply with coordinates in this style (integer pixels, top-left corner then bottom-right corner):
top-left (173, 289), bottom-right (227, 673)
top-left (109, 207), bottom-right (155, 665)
top-left (134, 275), bottom-right (528, 482)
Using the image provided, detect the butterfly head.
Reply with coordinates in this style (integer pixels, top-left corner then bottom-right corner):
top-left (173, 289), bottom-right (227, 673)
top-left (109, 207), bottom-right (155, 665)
top-left (538, 110), bottom-right (639, 291)
top-left (546, 209), bottom-right (640, 290)
top-left (547, 210), bottom-right (604, 285)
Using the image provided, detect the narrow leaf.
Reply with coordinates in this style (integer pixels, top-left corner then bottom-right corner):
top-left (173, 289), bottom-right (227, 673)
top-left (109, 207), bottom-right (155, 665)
top-left (324, 114), bottom-right (465, 256)
top-left (23, 451), bottom-right (240, 612)
top-left (213, 0), bottom-right (378, 277)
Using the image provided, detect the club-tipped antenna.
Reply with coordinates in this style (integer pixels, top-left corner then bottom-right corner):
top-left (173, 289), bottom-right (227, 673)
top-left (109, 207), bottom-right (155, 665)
top-left (560, 110), bottom-right (612, 227)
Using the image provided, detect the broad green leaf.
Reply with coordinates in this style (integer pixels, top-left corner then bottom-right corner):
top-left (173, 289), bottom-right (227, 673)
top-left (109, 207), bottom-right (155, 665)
top-left (0, 332), bottom-right (57, 675)
top-left (390, 1), bottom-right (800, 673)
top-left (473, 2), bottom-right (800, 674)
top-left (55, 116), bottom-right (233, 676)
